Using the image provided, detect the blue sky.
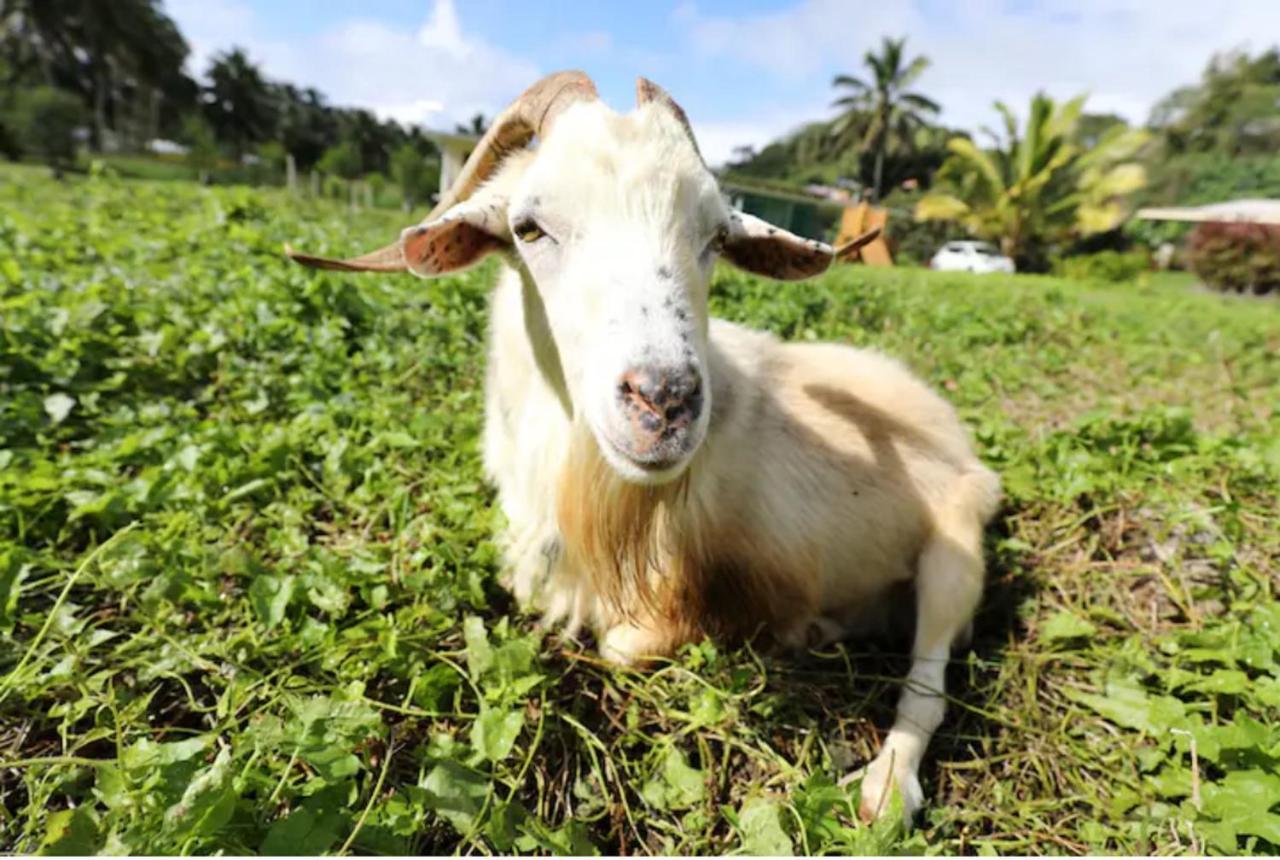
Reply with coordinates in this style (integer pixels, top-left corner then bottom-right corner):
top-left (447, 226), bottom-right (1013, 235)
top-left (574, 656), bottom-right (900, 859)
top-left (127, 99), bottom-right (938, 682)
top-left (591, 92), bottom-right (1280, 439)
top-left (166, 0), bottom-right (1278, 165)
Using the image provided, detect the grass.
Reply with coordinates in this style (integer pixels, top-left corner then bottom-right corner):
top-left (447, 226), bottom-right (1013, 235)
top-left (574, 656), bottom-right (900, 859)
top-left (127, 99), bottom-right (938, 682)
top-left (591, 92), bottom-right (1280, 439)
top-left (1, 165), bottom-right (1278, 855)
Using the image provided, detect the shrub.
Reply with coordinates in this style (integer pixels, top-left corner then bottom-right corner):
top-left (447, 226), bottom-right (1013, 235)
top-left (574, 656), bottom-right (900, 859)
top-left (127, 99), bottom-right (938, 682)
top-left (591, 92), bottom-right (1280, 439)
top-left (250, 140), bottom-right (287, 184)
top-left (10, 86), bottom-right (84, 171)
top-left (1052, 250), bottom-right (1151, 284)
top-left (883, 188), bottom-right (966, 266)
top-left (390, 142), bottom-right (439, 210)
top-left (182, 114), bottom-right (219, 182)
top-left (1185, 222), bottom-right (1280, 295)
top-left (318, 141), bottom-right (361, 180)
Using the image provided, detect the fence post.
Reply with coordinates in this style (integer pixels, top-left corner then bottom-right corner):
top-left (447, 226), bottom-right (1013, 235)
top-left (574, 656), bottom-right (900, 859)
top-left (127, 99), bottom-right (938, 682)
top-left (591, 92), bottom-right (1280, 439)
top-left (286, 153), bottom-right (297, 192)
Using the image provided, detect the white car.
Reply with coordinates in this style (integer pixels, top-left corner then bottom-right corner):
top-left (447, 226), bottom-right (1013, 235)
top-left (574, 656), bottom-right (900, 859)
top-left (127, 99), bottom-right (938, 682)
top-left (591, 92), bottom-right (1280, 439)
top-left (930, 241), bottom-right (1016, 274)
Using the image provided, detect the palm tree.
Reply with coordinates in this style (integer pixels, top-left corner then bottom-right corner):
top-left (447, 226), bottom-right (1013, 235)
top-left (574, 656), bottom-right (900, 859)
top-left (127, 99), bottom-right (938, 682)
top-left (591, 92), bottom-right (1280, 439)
top-left (916, 93), bottom-right (1149, 263)
top-left (831, 36), bottom-right (940, 201)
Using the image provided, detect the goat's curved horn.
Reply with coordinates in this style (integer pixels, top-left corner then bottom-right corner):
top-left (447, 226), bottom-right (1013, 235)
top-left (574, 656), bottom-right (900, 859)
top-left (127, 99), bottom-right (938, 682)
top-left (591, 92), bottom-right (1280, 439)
top-left (428, 69), bottom-right (598, 218)
top-left (283, 241), bottom-right (406, 272)
top-left (636, 76), bottom-right (702, 162)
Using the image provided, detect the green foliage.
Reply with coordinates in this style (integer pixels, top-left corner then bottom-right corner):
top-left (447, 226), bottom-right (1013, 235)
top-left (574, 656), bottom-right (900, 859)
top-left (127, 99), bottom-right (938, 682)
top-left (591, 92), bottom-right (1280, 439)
top-left (1150, 48), bottom-right (1280, 157)
top-left (318, 140), bottom-right (362, 180)
top-left (1185, 222), bottom-right (1280, 295)
top-left (1, 167), bottom-right (1278, 854)
top-left (8, 86), bottom-right (84, 169)
top-left (390, 143), bottom-right (439, 210)
top-left (881, 187), bottom-right (965, 265)
top-left (917, 93), bottom-right (1149, 268)
top-left (1143, 153), bottom-right (1280, 208)
top-left (1052, 249), bottom-right (1151, 284)
top-left (253, 140), bottom-right (287, 181)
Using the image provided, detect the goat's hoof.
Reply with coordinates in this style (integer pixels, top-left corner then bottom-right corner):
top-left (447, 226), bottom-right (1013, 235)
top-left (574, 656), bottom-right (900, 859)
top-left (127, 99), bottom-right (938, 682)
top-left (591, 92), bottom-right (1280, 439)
top-left (855, 752), bottom-right (923, 826)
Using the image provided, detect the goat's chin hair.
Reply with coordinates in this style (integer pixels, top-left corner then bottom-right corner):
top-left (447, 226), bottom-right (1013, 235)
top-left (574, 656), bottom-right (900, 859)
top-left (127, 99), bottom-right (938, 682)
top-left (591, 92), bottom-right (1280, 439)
top-left (555, 424), bottom-right (692, 618)
top-left (555, 423), bottom-right (819, 646)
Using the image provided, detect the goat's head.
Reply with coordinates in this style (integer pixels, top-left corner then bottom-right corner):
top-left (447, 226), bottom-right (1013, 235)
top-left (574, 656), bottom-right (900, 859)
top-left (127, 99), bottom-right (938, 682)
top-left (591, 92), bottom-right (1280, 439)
top-left (288, 71), bottom-right (877, 485)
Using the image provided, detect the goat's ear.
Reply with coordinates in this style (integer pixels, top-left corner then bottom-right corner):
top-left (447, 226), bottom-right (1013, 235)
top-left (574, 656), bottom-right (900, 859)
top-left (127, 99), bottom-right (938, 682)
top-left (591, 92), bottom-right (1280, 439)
top-left (286, 190), bottom-right (510, 277)
top-left (720, 212), bottom-right (881, 281)
top-left (399, 195), bottom-right (510, 277)
top-left (721, 211), bottom-right (834, 280)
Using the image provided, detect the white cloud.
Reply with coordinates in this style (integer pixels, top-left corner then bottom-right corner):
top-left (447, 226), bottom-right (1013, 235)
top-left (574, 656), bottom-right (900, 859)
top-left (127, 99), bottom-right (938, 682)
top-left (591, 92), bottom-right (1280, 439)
top-left (167, 0), bottom-right (539, 131)
top-left (676, 0), bottom-right (1280, 133)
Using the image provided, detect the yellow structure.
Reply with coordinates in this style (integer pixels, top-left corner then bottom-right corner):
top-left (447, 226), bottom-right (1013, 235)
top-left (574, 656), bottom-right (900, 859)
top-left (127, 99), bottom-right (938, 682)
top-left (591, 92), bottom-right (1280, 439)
top-left (835, 203), bottom-right (893, 266)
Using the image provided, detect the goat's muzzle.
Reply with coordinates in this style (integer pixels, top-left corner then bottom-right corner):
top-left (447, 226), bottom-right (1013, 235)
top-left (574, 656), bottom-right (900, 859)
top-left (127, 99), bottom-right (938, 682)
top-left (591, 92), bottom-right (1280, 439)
top-left (613, 363), bottom-right (704, 469)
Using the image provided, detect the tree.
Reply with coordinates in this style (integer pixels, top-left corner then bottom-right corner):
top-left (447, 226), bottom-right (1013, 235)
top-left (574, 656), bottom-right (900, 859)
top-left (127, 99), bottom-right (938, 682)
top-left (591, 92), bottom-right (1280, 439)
top-left (830, 36), bottom-right (940, 201)
top-left (915, 93), bottom-right (1149, 266)
top-left (1075, 113), bottom-right (1129, 149)
top-left (201, 48), bottom-right (273, 159)
top-left (273, 84), bottom-right (336, 170)
top-left (0, 0), bottom-right (193, 149)
top-left (1149, 48), bottom-right (1280, 157)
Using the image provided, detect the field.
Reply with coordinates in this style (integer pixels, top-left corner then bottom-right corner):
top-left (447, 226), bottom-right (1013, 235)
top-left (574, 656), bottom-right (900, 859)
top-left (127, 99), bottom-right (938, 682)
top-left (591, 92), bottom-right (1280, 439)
top-left (2, 165), bottom-right (1279, 855)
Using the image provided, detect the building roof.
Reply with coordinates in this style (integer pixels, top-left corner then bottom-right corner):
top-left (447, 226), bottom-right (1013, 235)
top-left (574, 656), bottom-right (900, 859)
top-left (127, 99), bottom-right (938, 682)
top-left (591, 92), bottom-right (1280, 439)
top-left (1135, 198), bottom-right (1280, 225)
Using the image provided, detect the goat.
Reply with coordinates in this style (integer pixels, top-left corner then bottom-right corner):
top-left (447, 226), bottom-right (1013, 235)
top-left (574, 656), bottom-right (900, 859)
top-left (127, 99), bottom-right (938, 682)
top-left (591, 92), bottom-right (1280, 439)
top-left (287, 71), bottom-right (1001, 823)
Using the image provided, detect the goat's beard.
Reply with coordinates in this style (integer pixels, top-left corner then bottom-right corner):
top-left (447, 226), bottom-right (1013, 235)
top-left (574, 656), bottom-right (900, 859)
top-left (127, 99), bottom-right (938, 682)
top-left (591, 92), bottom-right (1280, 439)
top-left (555, 424), bottom-right (692, 622)
top-left (554, 423), bottom-right (818, 647)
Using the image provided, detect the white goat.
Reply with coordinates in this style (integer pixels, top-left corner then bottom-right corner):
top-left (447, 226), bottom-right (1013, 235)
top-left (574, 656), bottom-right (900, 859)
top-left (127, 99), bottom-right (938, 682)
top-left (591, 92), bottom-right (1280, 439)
top-left (289, 71), bottom-right (1001, 822)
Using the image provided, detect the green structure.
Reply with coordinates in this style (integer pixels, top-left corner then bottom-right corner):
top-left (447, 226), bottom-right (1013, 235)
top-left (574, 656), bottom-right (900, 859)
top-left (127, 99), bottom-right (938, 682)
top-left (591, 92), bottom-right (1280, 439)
top-left (720, 176), bottom-right (846, 242)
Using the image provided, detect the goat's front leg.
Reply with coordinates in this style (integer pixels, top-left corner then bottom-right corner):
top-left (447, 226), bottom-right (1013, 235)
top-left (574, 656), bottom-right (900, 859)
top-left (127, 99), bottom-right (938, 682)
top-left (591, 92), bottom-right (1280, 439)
top-left (601, 604), bottom-right (701, 666)
top-left (857, 527), bottom-right (984, 824)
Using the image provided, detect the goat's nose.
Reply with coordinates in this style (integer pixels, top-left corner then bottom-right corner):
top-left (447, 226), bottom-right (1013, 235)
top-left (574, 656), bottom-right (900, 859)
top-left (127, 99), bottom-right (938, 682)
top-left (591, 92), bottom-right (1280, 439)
top-left (618, 364), bottom-right (703, 435)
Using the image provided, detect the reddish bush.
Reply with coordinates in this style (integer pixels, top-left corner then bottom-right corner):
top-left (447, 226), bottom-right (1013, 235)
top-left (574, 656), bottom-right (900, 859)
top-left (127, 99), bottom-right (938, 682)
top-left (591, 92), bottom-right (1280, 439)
top-left (1185, 222), bottom-right (1280, 295)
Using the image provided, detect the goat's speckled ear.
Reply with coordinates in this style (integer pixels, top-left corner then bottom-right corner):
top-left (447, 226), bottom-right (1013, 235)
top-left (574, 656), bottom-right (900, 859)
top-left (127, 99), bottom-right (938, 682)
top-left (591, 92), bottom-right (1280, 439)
top-left (286, 190), bottom-right (511, 277)
top-left (721, 211), bottom-right (836, 280)
top-left (400, 196), bottom-right (511, 277)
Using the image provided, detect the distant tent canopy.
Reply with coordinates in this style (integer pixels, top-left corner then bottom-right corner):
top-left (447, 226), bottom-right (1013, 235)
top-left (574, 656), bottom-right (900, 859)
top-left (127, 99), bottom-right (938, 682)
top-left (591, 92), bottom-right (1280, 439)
top-left (1135, 199), bottom-right (1280, 225)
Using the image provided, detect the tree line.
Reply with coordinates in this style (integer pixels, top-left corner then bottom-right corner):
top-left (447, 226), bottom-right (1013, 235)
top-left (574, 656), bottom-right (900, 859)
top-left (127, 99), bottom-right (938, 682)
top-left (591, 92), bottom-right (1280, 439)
top-left (0, 0), bottom-right (461, 207)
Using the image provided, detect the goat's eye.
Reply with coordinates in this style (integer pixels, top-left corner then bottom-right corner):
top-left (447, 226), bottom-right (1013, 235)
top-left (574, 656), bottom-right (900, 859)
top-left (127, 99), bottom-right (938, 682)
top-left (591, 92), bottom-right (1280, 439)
top-left (707, 226), bottom-right (730, 255)
top-left (514, 219), bottom-right (545, 243)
